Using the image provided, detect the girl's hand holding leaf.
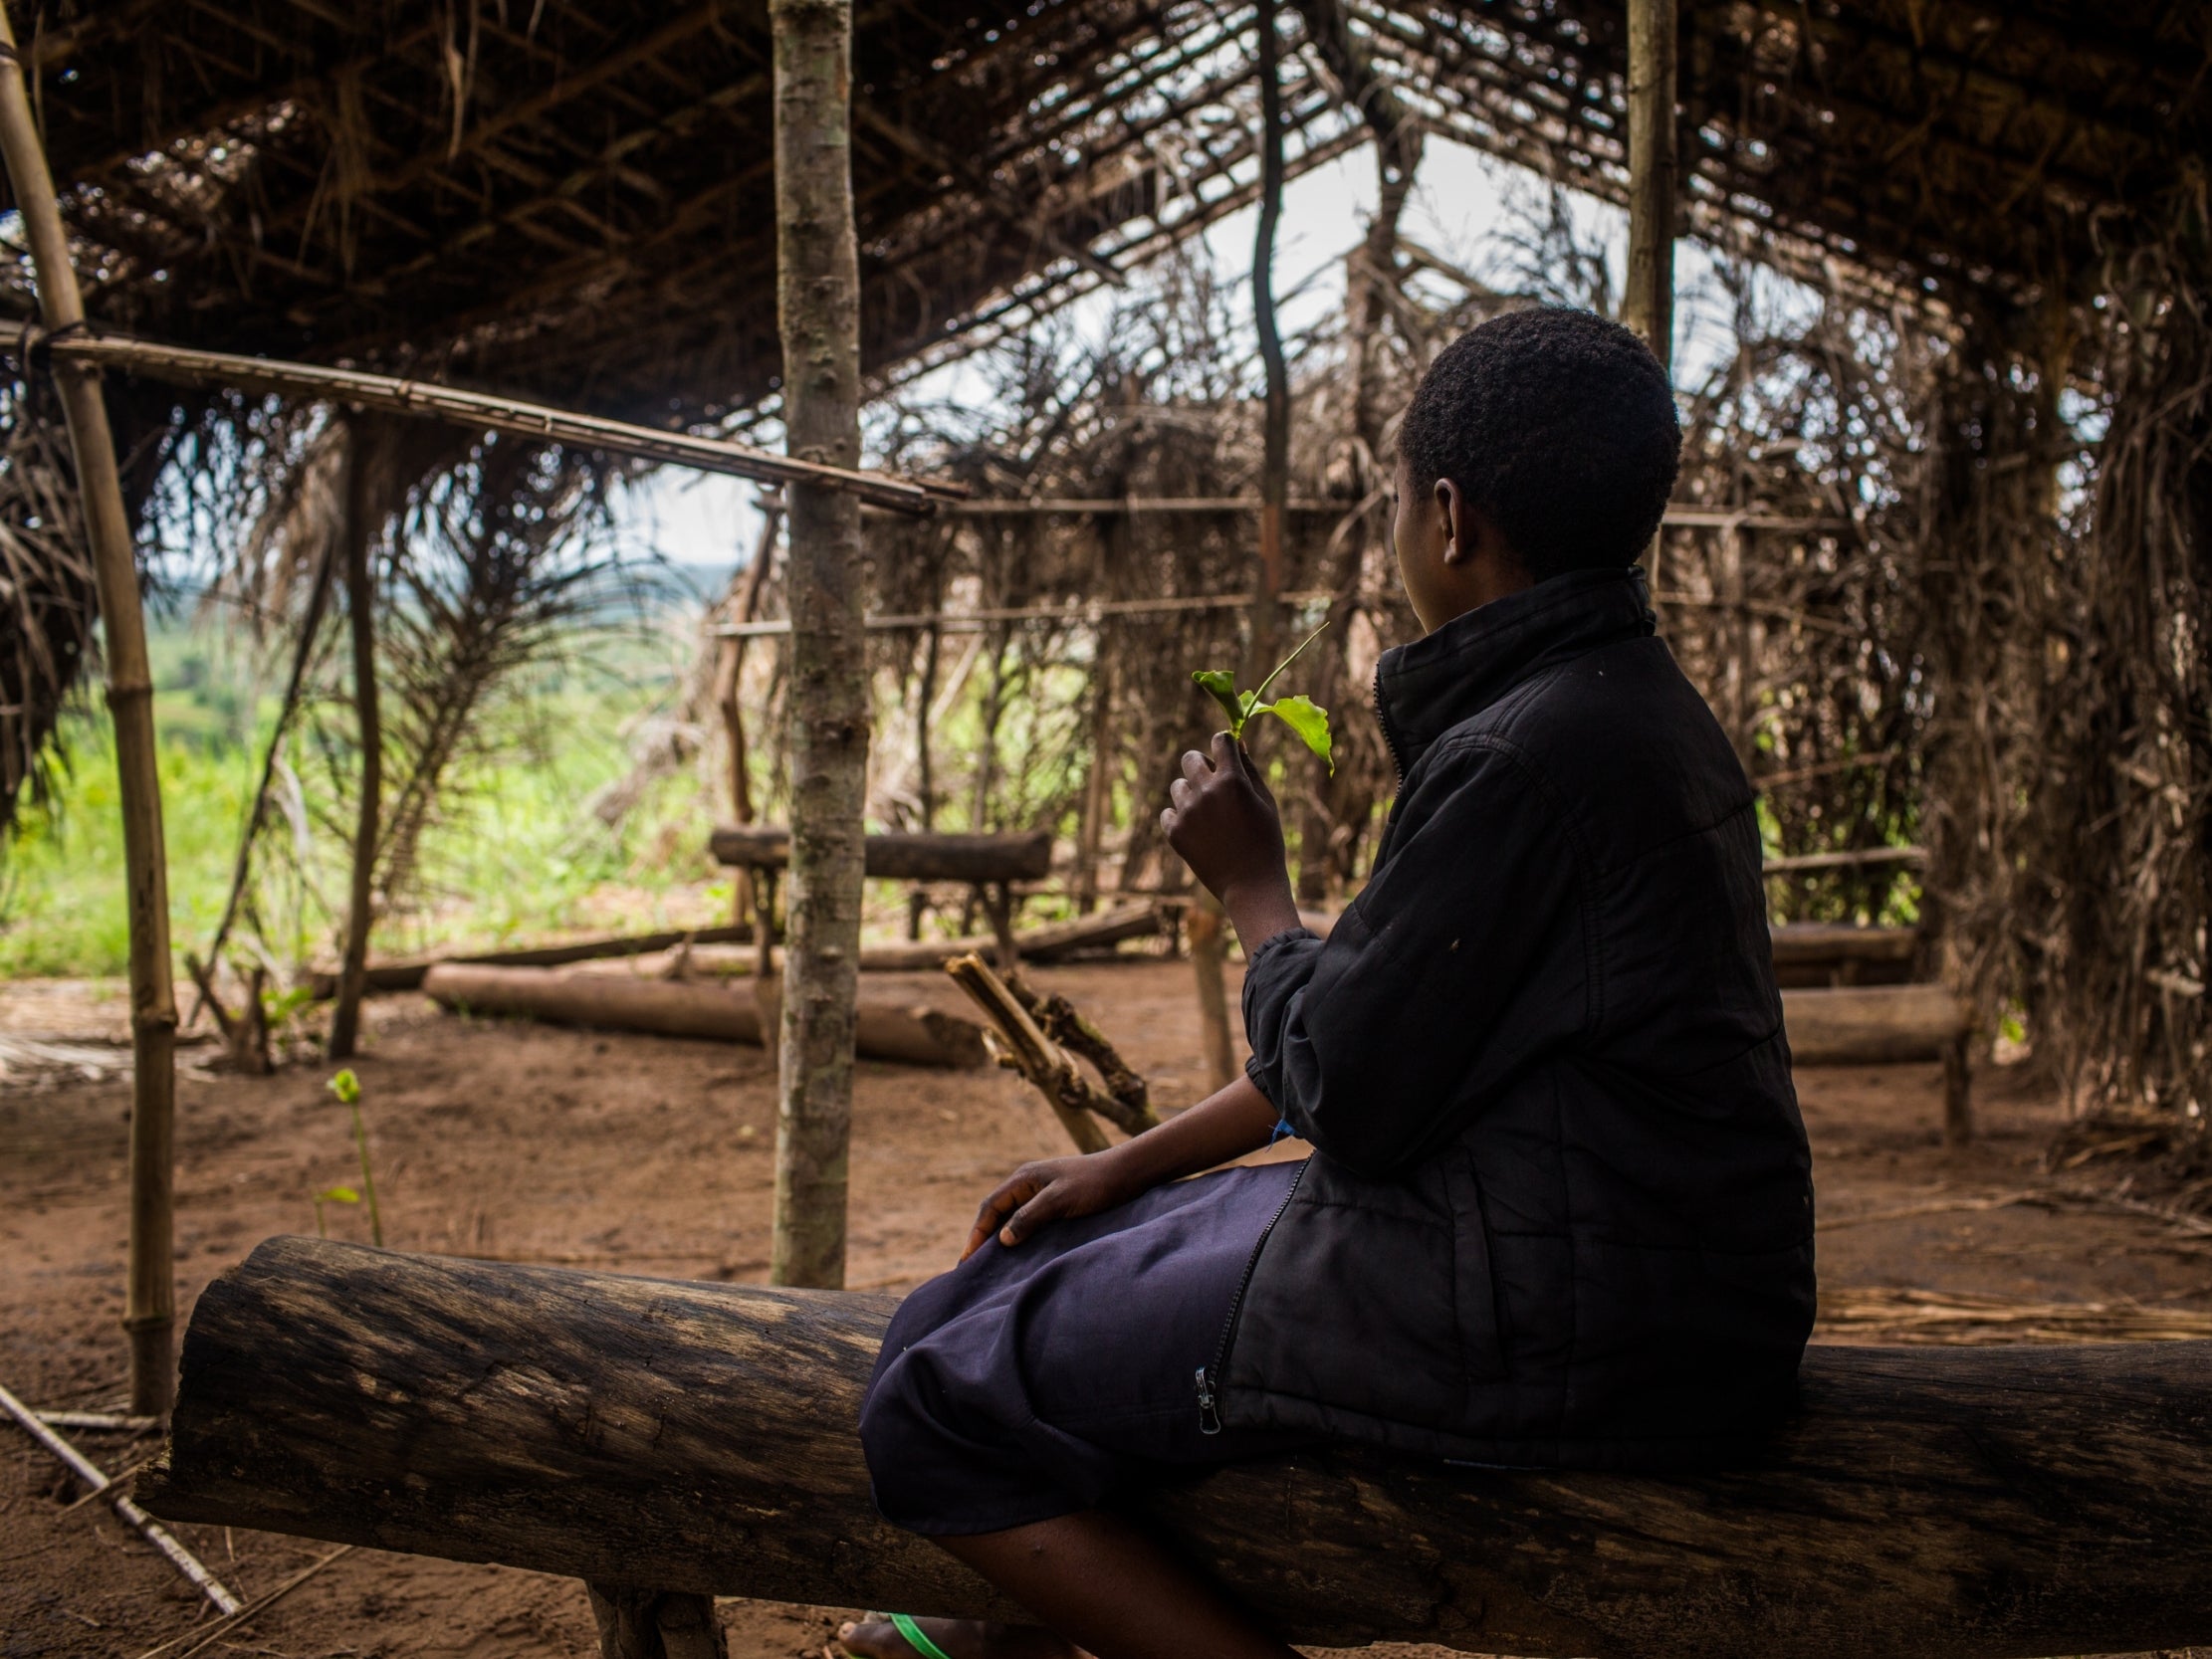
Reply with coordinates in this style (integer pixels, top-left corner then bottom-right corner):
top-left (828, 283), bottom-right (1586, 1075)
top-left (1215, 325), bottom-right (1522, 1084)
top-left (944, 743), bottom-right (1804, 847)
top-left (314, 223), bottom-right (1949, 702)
top-left (1169, 621), bottom-right (1329, 948)
top-left (1191, 619), bottom-right (1335, 773)
top-left (1161, 732), bottom-right (1302, 949)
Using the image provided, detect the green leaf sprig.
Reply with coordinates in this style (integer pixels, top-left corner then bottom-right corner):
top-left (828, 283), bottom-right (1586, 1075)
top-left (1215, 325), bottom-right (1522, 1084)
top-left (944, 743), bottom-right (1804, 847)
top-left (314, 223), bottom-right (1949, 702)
top-left (1193, 619), bottom-right (1334, 773)
top-left (325, 1067), bottom-right (383, 1247)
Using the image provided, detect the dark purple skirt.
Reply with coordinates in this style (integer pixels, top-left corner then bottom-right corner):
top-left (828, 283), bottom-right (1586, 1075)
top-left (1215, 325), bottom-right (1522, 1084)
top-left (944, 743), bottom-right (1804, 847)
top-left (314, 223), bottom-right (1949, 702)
top-left (858, 1159), bottom-right (1309, 1536)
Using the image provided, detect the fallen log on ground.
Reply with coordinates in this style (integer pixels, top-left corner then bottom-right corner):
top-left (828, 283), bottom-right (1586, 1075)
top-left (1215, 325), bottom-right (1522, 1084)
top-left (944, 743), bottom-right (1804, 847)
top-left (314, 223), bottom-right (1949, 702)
top-left (853, 899), bottom-right (1164, 970)
top-left (307, 924), bottom-right (759, 1000)
top-left (145, 1236), bottom-right (2212, 1659)
top-left (421, 964), bottom-right (985, 1069)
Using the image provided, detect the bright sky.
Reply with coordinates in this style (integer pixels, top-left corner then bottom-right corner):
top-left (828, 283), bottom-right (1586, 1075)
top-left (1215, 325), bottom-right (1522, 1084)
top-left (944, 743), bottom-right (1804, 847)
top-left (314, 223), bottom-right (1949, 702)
top-left (609, 134), bottom-right (1765, 583)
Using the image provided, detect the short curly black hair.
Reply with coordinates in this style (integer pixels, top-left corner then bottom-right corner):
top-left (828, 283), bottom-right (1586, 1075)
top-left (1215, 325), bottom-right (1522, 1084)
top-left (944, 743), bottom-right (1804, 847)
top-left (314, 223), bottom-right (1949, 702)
top-left (1396, 307), bottom-right (1680, 581)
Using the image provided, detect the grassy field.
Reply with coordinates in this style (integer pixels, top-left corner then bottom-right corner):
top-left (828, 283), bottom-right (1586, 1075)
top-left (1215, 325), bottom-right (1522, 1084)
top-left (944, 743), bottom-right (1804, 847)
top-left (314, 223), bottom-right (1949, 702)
top-left (0, 615), bottom-right (731, 981)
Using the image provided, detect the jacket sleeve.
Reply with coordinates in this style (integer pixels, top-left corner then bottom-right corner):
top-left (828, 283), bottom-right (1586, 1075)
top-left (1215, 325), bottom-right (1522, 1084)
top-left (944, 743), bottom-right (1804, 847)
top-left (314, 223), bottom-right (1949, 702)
top-left (1241, 738), bottom-right (1588, 1177)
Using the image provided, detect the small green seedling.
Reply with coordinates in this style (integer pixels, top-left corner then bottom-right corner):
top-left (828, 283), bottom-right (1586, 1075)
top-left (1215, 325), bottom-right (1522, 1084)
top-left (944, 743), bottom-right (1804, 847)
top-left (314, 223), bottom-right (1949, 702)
top-left (312, 1184), bottom-right (359, 1238)
top-left (326, 1068), bottom-right (383, 1246)
top-left (1193, 619), bottom-right (1334, 773)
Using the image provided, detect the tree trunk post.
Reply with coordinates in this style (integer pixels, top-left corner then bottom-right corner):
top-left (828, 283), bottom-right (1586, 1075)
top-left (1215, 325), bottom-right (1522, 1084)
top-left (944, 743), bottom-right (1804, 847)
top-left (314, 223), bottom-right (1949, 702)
top-left (1623, 0), bottom-right (1678, 372)
top-left (1073, 649), bottom-right (1114, 915)
top-left (770, 0), bottom-right (867, 1291)
top-left (0, 12), bottom-right (180, 1416)
top-left (329, 420), bottom-right (381, 1062)
top-left (1189, 893), bottom-right (1237, 1091)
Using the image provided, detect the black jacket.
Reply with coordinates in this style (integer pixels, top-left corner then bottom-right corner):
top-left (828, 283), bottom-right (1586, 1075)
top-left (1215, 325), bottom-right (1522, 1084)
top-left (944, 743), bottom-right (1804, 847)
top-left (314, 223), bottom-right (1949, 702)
top-left (1221, 567), bottom-right (1816, 1468)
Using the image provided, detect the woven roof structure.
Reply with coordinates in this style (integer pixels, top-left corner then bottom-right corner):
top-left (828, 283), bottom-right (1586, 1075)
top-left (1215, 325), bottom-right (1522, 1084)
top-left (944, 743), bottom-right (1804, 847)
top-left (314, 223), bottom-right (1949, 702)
top-left (9, 1), bottom-right (2206, 428)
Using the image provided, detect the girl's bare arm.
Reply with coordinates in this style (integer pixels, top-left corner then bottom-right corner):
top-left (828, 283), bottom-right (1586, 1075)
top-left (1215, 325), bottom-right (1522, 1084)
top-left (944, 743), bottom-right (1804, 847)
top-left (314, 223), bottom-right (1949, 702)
top-left (964, 1073), bottom-right (1284, 1259)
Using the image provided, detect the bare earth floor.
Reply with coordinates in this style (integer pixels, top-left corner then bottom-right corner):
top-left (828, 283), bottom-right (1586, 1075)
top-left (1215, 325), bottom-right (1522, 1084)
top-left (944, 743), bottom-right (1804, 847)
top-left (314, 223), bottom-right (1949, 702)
top-left (3, 958), bottom-right (2208, 1659)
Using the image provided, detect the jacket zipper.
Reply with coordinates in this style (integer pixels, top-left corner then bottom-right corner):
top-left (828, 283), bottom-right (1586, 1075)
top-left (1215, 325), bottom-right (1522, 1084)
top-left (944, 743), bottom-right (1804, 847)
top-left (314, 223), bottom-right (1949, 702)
top-left (1197, 1158), bottom-right (1308, 1434)
top-left (1374, 661), bottom-right (1407, 791)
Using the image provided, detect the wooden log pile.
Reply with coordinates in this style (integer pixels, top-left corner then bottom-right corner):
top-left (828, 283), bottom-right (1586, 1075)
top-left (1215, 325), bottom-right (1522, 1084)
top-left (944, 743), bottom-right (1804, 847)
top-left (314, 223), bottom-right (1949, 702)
top-left (144, 1237), bottom-right (2212, 1659)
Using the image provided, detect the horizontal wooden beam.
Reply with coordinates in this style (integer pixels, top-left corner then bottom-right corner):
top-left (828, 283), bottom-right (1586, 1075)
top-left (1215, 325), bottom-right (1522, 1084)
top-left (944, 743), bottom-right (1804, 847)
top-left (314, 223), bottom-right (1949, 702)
top-left (144, 1237), bottom-right (2212, 1659)
top-left (709, 826), bottom-right (1052, 884)
top-left (1764, 846), bottom-right (1926, 875)
top-left (0, 324), bottom-right (961, 515)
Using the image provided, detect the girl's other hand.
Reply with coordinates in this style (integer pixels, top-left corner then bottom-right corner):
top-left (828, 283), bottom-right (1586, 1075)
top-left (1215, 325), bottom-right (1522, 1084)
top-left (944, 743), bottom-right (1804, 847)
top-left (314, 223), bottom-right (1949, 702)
top-left (964, 1149), bottom-right (1141, 1261)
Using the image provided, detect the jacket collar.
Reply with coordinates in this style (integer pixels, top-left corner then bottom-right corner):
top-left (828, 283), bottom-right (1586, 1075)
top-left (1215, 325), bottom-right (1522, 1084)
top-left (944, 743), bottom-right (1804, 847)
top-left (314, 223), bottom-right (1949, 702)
top-left (1375, 565), bottom-right (1656, 779)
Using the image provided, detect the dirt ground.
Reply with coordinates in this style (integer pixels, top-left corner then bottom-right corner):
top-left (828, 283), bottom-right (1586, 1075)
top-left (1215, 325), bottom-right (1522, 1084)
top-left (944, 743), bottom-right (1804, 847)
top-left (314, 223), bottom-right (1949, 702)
top-left (5, 955), bottom-right (2209, 1659)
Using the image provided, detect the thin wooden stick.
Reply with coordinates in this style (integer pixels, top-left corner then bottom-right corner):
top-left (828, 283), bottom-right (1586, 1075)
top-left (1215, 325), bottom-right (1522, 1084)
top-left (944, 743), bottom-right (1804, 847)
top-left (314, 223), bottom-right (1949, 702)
top-left (131, 1545), bottom-right (352, 1659)
top-left (193, 528), bottom-right (338, 1020)
top-left (0, 8), bottom-right (180, 1417)
top-left (0, 324), bottom-right (960, 515)
top-left (0, 1378), bottom-right (240, 1614)
top-left (35, 1410), bottom-right (161, 1432)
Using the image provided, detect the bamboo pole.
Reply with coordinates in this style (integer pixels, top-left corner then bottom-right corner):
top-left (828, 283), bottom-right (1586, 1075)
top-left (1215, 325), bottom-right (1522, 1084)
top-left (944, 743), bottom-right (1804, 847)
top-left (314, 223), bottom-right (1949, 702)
top-left (0, 323), bottom-right (959, 515)
top-left (1623, 0), bottom-right (1678, 372)
top-left (769, 0), bottom-right (867, 1292)
top-left (1249, 1), bottom-right (1291, 681)
top-left (329, 421), bottom-right (380, 1061)
top-left (0, 15), bottom-right (180, 1416)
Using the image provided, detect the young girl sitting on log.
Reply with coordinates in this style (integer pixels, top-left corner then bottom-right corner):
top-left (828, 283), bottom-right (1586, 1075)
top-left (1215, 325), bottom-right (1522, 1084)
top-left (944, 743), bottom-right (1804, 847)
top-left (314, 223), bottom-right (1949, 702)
top-left (839, 308), bottom-right (1816, 1659)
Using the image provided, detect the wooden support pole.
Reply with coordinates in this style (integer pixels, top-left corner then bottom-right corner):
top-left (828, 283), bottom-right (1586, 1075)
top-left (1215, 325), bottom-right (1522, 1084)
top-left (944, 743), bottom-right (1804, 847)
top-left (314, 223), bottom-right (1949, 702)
top-left (770, 0), bottom-right (867, 1291)
top-left (0, 324), bottom-right (959, 515)
top-left (752, 869), bottom-right (782, 1077)
top-left (713, 500), bottom-right (782, 931)
top-left (0, 11), bottom-right (180, 1416)
top-left (1249, 1), bottom-right (1291, 679)
top-left (146, 1237), bottom-right (2212, 1659)
top-left (586, 1584), bottom-right (728, 1659)
top-left (329, 421), bottom-right (380, 1061)
top-left (1623, 0), bottom-right (1678, 372)
top-left (1188, 892), bottom-right (1237, 1091)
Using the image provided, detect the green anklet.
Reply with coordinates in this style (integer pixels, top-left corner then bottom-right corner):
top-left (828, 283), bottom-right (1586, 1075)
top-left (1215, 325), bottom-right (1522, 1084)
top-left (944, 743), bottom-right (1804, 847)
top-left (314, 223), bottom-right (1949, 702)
top-left (891, 1613), bottom-right (958, 1659)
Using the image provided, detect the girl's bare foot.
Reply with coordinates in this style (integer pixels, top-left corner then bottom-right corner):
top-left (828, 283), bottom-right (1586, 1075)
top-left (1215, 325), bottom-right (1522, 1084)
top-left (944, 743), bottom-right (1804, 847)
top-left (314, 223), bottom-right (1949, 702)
top-left (834, 1617), bottom-right (1084, 1659)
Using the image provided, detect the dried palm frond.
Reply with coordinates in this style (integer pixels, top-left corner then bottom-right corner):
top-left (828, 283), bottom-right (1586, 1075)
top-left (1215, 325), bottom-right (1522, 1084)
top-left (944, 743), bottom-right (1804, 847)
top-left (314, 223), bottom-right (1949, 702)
top-left (366, 434), bottom-right (621, 907)
top-left (0, 371), bottom-right (93, 827)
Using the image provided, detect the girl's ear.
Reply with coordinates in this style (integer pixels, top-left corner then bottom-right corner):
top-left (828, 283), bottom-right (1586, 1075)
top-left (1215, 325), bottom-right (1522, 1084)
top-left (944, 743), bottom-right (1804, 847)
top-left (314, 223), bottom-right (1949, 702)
top-left (1436, 477), bottom-right (1470, 565)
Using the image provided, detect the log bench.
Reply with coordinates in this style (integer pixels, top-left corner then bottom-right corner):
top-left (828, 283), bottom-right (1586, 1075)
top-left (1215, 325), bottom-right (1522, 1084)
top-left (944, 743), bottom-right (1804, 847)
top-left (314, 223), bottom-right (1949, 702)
top-left (710, 826), bottom-right (1054, 967)
top-left (144, 1237), bottom-right (2212, 1659)
top-left (1769, 921), bottom-right (1916, 988)
top-left (1782, 982), bottom-right (1975, 1144)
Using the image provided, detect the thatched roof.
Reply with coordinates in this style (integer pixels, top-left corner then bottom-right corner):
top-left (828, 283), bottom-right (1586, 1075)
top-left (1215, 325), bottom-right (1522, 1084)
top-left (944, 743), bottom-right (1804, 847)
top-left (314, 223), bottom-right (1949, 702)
top-left (7, 1), bottom-right (2206, 423)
